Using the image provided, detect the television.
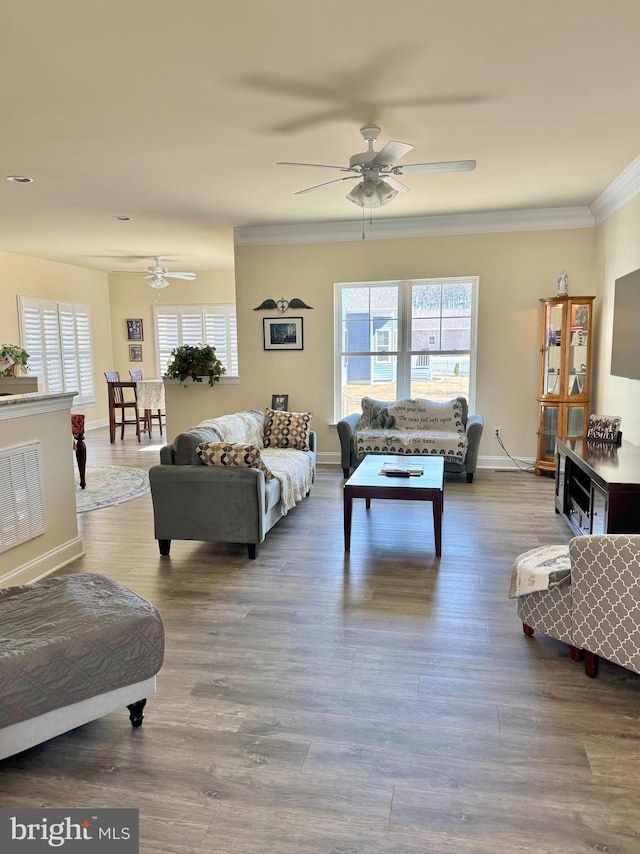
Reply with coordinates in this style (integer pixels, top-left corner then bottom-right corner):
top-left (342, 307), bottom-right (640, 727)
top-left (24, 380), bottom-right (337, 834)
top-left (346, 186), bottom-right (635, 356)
top-left (611, 267), bottom-right (640, 381)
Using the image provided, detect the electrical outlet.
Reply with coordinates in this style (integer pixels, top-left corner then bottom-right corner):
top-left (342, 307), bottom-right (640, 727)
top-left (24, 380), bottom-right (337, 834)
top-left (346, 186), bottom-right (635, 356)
top-left (494, 426), bottom-right (501, 438)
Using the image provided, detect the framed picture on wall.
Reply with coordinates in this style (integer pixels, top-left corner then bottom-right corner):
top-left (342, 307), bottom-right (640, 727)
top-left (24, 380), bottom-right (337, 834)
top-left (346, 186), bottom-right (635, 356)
top-left (263, 317), bottom-right (303, 351)
top-left (126, 319), bottom-right (143, 341)
top-left (129, 344), bottom-right (143, 362)
top-left (271, 394), bottom-right (289, 411)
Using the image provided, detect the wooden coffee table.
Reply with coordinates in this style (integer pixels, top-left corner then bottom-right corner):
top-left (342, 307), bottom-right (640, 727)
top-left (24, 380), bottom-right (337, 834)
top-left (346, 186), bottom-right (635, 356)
top-left (343, 455), bottom-right (444, 555)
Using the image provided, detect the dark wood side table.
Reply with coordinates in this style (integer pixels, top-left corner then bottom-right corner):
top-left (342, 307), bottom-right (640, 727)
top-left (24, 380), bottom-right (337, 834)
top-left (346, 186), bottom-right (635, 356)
top-left (343, 455), bottom-right (445, 556)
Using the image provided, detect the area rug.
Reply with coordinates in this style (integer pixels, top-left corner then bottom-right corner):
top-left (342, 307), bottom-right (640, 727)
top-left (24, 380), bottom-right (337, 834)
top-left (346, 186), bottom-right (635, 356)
top-left (75, 465), bottom-right (150, 513)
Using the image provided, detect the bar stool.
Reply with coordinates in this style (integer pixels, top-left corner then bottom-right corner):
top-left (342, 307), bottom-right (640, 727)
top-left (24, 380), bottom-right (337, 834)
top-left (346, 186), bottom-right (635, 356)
top-left (104, 371), bottom-right (141, 443)
top-left (130, 370), bottom-right (164, 437)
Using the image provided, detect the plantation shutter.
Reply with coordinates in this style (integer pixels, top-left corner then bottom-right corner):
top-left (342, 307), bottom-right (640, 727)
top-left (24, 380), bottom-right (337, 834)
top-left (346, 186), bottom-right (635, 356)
top-left (205, 307), bottom-right (238, 376)
top-left (18, 297), bottom-right (95, 405)
top-left (154, 305), bottom-right (238, 378)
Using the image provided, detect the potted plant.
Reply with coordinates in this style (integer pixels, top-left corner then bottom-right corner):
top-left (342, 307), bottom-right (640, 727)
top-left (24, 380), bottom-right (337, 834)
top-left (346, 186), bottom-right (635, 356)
top-left (0, 344), bottom-right (30, 377)
top-left (163, 344), bottom-right (226, 387)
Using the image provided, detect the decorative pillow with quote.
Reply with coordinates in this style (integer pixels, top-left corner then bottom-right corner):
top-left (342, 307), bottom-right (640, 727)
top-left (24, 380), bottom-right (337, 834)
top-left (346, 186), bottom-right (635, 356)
top-left (263, 408), bottom-right (313, 451)
top-left (387, 398), bottom-right (465, 433)
top-left (196, 442), bottom-right (274, 479)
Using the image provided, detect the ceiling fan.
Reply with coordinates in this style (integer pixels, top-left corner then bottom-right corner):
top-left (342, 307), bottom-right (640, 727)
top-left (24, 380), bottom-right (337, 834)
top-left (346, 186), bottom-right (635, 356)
top-left (114, 257), bottom-right (197, 290)
top-left (277, 126), bottom-right (476, 209)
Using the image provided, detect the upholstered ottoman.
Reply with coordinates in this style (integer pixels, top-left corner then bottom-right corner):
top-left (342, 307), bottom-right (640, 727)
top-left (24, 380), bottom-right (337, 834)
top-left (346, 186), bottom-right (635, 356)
top-left (0, 573), bottom-right (165, 760)
top-left (509, 544), bottom-right (578, 655)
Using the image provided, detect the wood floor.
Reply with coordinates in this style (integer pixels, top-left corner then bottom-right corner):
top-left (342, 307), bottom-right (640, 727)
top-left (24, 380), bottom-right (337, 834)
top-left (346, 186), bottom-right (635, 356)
top-left (2, 427), bottom-right (640, 852)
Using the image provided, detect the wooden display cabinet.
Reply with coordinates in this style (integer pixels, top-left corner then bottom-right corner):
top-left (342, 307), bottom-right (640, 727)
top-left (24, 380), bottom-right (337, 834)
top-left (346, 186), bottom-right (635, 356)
top-left (535, 295), bottom-right (595, 475)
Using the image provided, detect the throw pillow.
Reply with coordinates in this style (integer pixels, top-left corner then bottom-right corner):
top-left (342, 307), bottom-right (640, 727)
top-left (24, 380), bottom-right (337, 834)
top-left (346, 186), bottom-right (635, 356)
top-left (196, 442), bottom-right (274, 479)
top-left (263, 409), bottom-right (313, 451)
top-left (388, 398), bottom-right (465, 433)
top-left (357, 397), bottom-right (396, 430)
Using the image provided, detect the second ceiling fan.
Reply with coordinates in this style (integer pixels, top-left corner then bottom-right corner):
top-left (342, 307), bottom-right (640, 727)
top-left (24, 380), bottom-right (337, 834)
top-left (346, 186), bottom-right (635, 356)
top-left (277, 125), bottom-right (476, 208)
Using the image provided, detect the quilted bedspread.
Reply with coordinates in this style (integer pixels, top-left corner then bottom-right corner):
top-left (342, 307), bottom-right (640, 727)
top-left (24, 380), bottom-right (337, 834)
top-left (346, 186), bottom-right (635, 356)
top-left (0, 573), bottom-right (164, 728)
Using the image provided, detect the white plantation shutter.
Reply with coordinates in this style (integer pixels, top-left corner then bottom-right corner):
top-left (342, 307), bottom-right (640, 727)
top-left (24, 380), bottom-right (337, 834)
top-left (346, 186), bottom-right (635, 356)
top-left (205, 307), bottom-right (238, 376)
top-left (18, 297), bottom-right (95, 405)
top-left (154, 305), bottom-right (238, 377)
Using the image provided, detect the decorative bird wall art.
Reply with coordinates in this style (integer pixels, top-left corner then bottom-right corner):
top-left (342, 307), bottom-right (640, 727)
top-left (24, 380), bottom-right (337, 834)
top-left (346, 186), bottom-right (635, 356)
top-left (253, 297), bottom-right (314, 313)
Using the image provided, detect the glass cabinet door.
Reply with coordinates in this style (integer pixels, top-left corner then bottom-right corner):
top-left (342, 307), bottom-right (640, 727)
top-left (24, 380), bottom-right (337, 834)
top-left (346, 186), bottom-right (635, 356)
top-left (566, 405), bottom-right (586, 437)
top-left (543, 302), bottom-right (564, 395)
top-left (539, 404), bottom-right (558, 460)
top-left (567, 301), bottom-right (590, 397)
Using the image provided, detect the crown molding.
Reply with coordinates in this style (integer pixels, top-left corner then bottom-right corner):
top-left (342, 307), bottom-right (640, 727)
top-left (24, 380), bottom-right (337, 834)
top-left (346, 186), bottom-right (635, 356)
top-left (590, 154), bottom-right (640, 225)
top-left (234, 206), bottom-right (594, 247)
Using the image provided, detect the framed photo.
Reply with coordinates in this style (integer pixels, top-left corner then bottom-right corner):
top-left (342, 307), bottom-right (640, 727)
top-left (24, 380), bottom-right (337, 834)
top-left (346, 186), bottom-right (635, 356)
top-left (263, 317), bottom-right (303, 351)
top-left (271, 394), bottom-right (289, 411)
top-left (126, 319), bottom-right (143, 341)
top-left (586, 414), bottom-right (622, 445)
top-left (129, 344), bottom-right (143, 362)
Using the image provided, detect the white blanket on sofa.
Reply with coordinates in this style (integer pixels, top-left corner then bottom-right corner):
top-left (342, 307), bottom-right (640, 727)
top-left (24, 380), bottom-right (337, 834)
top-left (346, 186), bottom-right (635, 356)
top-left (262, 448), bottom-right (313, 514)
top-left (197, 411), bottom-right (312, 514)
top-left (198, 411), bottom-right (265, 447)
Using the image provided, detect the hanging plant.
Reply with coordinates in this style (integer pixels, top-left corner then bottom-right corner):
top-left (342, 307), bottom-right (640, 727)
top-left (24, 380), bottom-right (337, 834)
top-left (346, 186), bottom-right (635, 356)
top-left (163, 344), bottom-right (226, 387)
top-left (0, 344), bottom-right (30, 377)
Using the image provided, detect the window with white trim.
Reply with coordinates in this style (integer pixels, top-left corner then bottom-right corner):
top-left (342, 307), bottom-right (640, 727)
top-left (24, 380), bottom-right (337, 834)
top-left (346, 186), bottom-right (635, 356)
top-left (334, 277), bottom-right (478, 419)
top-left (18, 297), bottom-right (95, 405)
top-left (154, 304), bottom-right (238, 378)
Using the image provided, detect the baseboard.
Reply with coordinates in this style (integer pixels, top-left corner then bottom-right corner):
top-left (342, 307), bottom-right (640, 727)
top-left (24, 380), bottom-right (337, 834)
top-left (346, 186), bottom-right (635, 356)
top-left (481, 454), bottom-right (536, 472)
top-left (0, 537), bottom-right (85, 587)
top-left (85, 417), bottom-right (109, 431)
top-left (317, 451), bottom-right (342, 466)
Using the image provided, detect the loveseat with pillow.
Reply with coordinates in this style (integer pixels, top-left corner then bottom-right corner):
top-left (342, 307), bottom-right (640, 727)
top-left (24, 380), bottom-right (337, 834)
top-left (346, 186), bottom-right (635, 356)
top-left (337, 396), bottom-right (483, 482)
top-left (149, 409), bottom-right (316, 559)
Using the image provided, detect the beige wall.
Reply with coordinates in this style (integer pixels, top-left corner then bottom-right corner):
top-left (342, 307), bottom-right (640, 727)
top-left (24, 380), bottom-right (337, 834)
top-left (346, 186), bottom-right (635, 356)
top-left (234, 229), bottom-right (596, 459)
top-left (0, 251), bottom-right (112, 424)
top-left (593, 195), bottom-right (640, 445)
top-left (0, 397), bottom-right (83, 585)
top-left (107, 269), bottom-right (237, 379)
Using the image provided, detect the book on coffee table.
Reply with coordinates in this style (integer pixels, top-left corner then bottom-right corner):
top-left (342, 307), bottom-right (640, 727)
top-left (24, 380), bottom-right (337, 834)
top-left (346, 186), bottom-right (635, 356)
top-left (379, 462), bottom-right (424, 477)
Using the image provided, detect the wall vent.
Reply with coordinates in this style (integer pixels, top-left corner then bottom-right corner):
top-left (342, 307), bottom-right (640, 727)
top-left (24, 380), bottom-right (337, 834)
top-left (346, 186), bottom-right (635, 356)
top-left (0, 442), bottom-right (46, 554)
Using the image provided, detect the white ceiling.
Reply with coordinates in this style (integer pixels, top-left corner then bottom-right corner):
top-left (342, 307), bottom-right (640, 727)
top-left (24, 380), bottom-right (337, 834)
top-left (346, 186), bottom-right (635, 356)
top-left (2, 0), bottom-right (640, 272)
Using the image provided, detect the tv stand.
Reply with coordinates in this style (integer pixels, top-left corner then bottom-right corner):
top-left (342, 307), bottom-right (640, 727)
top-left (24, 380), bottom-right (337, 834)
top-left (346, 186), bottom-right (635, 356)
top-left (555, 437), bottom-right (640, 536)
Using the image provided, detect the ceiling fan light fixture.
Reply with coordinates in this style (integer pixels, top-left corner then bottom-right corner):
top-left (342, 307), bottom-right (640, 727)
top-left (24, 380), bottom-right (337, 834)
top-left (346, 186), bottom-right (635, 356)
top-left (346, 179), bottom-right (398, 209)
top-left (146, 275), bottom-right (170, 290)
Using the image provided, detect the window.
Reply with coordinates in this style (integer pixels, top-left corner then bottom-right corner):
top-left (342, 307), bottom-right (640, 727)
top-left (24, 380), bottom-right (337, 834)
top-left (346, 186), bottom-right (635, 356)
top-left (154, 304), bottom-right (238, 378)
top-left (334, 277), bottom-right (478, 419)
top-left (18, 297), bottom-right (95, 405)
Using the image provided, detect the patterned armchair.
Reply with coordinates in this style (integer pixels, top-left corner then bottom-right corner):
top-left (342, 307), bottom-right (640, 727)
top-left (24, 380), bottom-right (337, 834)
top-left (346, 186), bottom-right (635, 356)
top-left (511, 535), bottom-right (640, 678)
top-left (570, 535), bottom-right (640, 678)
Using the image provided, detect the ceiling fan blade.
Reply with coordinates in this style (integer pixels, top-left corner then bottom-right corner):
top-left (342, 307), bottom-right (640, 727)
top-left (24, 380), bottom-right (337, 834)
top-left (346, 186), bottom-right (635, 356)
top-left (370, 140), bottom-right (414, 167)
top-left (277, 161), bottom-right (352, 172)
top-left (164, 272), bottom-right (197, 280)
top-left (396, 159), bottom-right (477, 175)
top-left (295, 175), bottom-right (360, 195)
top-left (384, 175), bottom-right (411, 194)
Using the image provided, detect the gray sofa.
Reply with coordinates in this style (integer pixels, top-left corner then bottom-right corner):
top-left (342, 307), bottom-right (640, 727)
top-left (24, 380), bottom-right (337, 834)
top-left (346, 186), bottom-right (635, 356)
top-left (149, 410), bottom-right (316, 559)
top-left (337, 395), bottom-right (484, 482)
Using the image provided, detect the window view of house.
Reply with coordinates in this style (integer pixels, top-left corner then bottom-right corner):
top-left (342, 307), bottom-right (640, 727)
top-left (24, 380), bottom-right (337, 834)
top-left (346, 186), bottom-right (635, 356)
top-left (335, 278), bottom-right (477, 418)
